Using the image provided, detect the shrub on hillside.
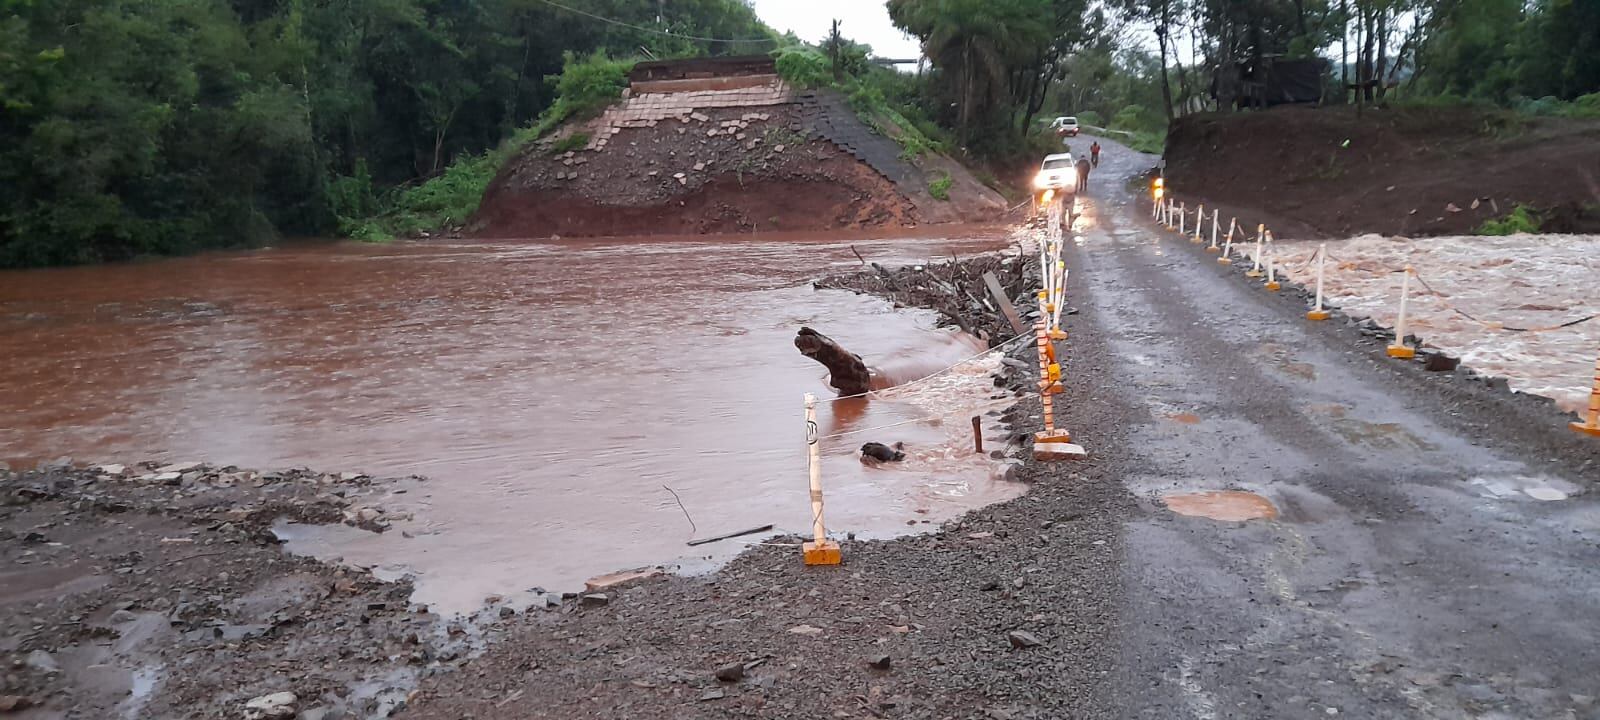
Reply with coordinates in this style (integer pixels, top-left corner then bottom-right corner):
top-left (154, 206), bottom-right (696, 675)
top-left (774, 47), bottom-right (832, 89)
top-left (1478, 205), bottom-right (1542, 235)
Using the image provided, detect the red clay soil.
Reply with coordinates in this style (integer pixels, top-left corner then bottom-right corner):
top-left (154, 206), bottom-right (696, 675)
top-left (473, 138), bottom-right (914, 237)
top-left (1164, 105), bottom-right (1600, 238)
top-left (471, 103), bottom-right (935, 239)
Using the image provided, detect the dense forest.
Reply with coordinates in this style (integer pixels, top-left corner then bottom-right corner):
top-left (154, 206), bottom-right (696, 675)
top-left (886, 0), bottom-right (1598, 138)
top-left (0, 0), bottom-right (772, 266)
top-left (3, 0), bottom-right (1597, 267)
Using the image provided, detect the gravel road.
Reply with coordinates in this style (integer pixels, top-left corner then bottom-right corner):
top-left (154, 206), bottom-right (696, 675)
top-left (1078, 134), bottom-right (1600, 719)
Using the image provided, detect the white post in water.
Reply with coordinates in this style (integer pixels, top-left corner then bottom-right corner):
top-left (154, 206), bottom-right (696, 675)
top-left (1219, 218), bottom-right (1236, 265)
top-left (802, 393), bottom-right (840, 565)
top-left (1264, 231), bottom-right (1280, 291)
top-left (1178, 203), bottom-right (1187, 235)
top-left (1192, 205), bottom-right (1205, 243)
top-left (1307, 244), bottom-right (1331, 320)
top-left (1211, 209), bottom-right (1220, 247)
top-left (1247, 224), bottom-right (1265, 277)
top-left (1386, 268), bottom-right (1417, 359)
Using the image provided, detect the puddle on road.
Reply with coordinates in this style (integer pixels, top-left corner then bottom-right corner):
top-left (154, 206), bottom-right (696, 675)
top-left (1467, 475), bottom-right (1583, 502)
top-left (1166, 412), bottom-right (1202, 424)
top-left (1164, 490), bottom-right (1279, 521)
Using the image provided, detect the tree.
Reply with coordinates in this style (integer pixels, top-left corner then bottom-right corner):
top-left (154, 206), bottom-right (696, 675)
top-left (889, 0), bottom-right (1053, 144)
top-left (0, 0), bottom-right (776, 267)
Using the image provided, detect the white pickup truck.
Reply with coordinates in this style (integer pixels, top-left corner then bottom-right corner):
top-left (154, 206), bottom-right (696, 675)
top-left (1033, 153), bottom-right (1078, 195)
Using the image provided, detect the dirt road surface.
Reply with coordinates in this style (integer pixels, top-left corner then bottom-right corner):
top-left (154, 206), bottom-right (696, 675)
top-left (1079, 135), bottom-right (1600, 718)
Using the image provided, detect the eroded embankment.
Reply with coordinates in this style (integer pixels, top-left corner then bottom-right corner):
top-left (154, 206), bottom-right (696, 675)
top-left (1164, 105), bottom-right (1600, 238)
top-left (472, 86), bottom-right (1007, 238)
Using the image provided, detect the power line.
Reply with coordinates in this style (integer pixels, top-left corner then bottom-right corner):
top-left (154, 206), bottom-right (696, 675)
top-left (535, 0), bottom-right (780, 45)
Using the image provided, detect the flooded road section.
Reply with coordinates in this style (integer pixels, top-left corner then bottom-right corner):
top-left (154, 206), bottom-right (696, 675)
top-left (0, 230), bottom-right (1026, 612)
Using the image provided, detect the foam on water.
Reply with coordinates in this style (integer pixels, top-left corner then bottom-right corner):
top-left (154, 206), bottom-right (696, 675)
top-left (1277, 233), bottom-right (1600, 413)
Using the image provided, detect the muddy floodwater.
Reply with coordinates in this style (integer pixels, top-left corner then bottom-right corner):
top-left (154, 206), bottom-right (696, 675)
top-left (1, 230), bottom-right (1027, 613)
top-left (1277, 233), bottom-right (1600, 414)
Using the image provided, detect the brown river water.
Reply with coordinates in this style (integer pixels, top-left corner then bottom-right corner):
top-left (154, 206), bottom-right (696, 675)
top-left (1, 230), bottom-right (1026, 613)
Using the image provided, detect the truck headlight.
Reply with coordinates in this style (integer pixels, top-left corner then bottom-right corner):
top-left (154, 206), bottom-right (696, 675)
top-left (1033, 173), bottom-right (1050, 189)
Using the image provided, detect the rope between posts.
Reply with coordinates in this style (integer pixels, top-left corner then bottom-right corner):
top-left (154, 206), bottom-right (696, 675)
top-left (1157, 192), bottom-right (1596, 336)
top-left (1308, 250), bottom-right (1593, 333)
top-left (1410, 268), bottom-right (1598, 333)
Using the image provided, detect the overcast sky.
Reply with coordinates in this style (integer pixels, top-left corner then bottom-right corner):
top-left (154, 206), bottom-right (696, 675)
top-left (747, 0), bottom-right (922, 59)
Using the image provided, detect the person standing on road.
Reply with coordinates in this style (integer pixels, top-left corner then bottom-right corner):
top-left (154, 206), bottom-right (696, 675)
top-left (1090, 141), bottom-right (1101, 167)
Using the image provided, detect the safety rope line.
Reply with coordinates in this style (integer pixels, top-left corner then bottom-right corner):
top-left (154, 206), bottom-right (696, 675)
top-left (1158, 194), bottom-right (1596, 336)
top-left (1410, 268), bottom-right (1598, 333)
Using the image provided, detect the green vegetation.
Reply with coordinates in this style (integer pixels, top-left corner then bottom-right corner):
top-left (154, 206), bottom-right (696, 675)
top-left (552, 134), bottom-right (592, 156)
top-left (928, 172), bottom-right (954, 200)
top-left (772, 42), bottom-right (950, 161)
top-left (1512, 93), bottom-right (1600, 120)
top-left (8, 0), bottom-right (1597, 265)
top-left (1478, 205), bottom-right (1542, 235)
top-left (1, 0), bottom-right (771, 267)
top-left (773, 46), bottom-right (833, 89)
top-left (335, 53), bottom-right (632, 241)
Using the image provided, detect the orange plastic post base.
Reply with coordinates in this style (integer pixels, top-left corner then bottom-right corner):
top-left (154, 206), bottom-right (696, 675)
top-left (1245, 269), bottom-right (1264, 278)
top-left (1217, 257), bottom-right (1234, 265)
top-left (1048, 329), bottom-right (1067, 340)
top-left (1306, 309), bottom-right (1331, 321)
top-left (1190, 237), bottom-right (1204, 244)
top-left (803, 540), bottom-right (842, 566)
top-left (1205, 247), bottom-right (1221, 253)
top-left (1571, 421), bottom-right (1600, 437)
top-left (1265, 281), bottom-right (1281, 291)
top-left (1386, 345), bottom-right (1416, 359)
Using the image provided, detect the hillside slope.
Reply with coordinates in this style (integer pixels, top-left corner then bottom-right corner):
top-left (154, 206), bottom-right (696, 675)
top-left (1164, 106), bottom-right (1600, 238)
top-left (471, 81), bottom-right (1006, 238)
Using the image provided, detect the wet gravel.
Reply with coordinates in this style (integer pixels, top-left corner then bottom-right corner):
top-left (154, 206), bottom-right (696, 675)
top-left (0, 463), bottom-right (502, 719)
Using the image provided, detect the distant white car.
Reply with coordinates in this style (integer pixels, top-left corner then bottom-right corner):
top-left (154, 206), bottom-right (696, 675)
top-left (1034, 153), bottom-right (1078, 194)
top-left (1049, 116), bottom-right (1080, 137)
